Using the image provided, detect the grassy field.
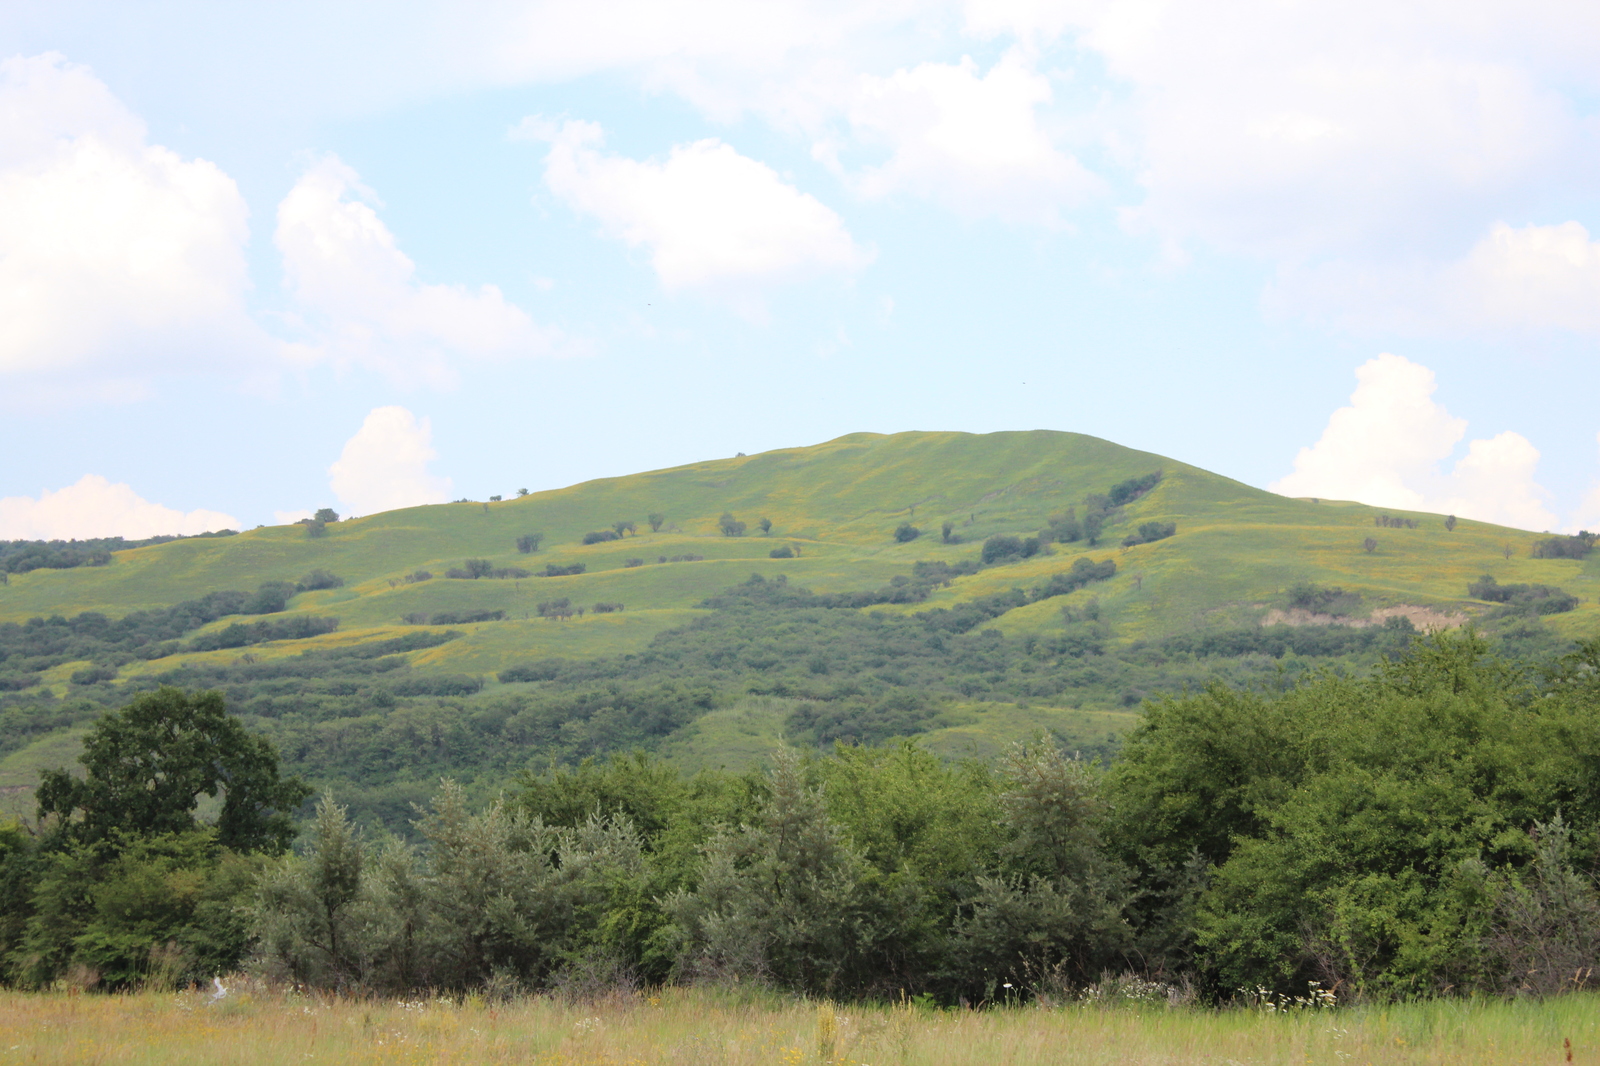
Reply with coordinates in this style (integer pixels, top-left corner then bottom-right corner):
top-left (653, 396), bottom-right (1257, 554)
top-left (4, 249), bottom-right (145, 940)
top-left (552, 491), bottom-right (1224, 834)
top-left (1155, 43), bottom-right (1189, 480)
top-left (5, 430), bottom-right (1595, 674)
top-left (3, 429), bottom-right (1596, 815)
top-left (2, 985), bottom-right (1597, 1065)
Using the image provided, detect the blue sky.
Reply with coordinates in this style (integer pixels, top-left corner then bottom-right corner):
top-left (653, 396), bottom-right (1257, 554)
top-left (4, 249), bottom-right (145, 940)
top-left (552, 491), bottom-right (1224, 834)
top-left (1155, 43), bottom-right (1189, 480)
top-left (2, 1), bottom-right (1598, 538)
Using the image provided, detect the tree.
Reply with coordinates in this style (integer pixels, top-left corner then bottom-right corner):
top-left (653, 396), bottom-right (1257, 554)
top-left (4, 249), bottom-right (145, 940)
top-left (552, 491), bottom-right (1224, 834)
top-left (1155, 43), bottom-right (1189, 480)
top-left (718, 513), bottom-right (747, 537)
top-left (647, 513), bottom-right (666, 533)
top-left (517, 533), bottom-right (544, 554)
top-left (313, 508), bottom-right (340, 524)
top-left (758, 517), bottom-right (773, 535)
top-left (305, 520), bottom-right (326, 539)
top-left (1445, 515), bottom-right (1458, 532)
top-left (941, 520), bottom-right (956, 543)
top-left (894, 523), bottom-right (921, 543)
top-left (462, 558), bottom-right (494, 579)
top-left (613, 520), bottom-right (637, 537)
top-left (517, 488), bottom-right (529, 497)
top-left (36, 686), bottom-right (310, 854)
top-left (1362, 536), bottom-right (1378, 553)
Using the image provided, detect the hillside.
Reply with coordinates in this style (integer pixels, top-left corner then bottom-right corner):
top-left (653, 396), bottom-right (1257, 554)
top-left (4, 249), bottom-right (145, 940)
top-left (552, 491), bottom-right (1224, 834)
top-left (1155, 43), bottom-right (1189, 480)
top-left (4, 429), bottom-right (1597, 825)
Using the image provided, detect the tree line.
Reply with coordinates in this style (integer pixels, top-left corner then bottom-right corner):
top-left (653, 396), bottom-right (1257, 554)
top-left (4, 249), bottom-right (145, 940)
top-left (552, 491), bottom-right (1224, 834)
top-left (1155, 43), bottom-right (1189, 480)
top-left (6, 630), bottom-right (1600, 1004)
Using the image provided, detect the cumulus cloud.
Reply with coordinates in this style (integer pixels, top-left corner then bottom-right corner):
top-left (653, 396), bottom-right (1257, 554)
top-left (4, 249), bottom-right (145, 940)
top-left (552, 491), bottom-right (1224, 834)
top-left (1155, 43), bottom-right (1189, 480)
top-left (837, 49), bottom-right (1100, 223)
top-left (326, 406), bottom-right (452, 517)
top-left (1014, 0), bottom-right (1588, 260)
top-left (1272, 220), bottom-right (1600, 338)
top-left (525, 118), bottom-right (872, 300)
top-left (276, 155), bottom-right (562, 387)
top-left (1271, 353), bottom-right (1559, 531)
top-left (0, 475), bottom-right (239, 540)
top-left (0, 53), bottom-right (263, 396)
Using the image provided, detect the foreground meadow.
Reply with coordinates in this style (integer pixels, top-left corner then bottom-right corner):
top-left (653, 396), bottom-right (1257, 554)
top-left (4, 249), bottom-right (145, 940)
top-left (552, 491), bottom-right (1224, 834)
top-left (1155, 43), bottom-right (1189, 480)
top-left (2, 986), bottom-right (1597, 1066)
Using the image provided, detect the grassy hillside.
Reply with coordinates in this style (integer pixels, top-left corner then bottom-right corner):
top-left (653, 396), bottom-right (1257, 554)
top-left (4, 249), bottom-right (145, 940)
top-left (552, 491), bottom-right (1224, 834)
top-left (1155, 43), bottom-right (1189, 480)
top-left (3, 429), bottom-right (1595, 825)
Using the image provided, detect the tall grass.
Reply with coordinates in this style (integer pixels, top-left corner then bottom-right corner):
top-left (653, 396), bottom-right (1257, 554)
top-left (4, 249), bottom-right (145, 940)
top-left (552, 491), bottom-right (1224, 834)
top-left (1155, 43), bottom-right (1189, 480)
top-left (3, 984), bottom-right (1596, 1065)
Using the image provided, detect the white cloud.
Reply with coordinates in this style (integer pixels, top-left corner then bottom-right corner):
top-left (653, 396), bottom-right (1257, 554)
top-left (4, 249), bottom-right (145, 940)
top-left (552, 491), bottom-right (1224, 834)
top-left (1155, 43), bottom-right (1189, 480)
top-left (1034, 1), bottom-right (1588, 261)
top-left (0, 475), bottom-right (239, 540)
top-left (273, 509), bottom-right (314, 525)
top-left (0, 53), bottom-right (263, 394)
top-left (1271, 353), bottom-right (1559, 531)
top-left (839, 49), bottom-right (1100, 223)
top-left (526, 118), bottom-right (872, 299)
top-left (1271, 219), bottom-right (1600, 338)
top-left (276, 155), bottom-right (562, 387)
top-left (327, 406), bottom-right (452, 517)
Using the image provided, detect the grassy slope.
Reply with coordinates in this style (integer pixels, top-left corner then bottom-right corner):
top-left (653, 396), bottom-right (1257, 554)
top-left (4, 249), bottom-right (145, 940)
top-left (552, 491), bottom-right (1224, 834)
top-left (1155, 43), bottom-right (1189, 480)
top-left (2, 429), bottom-right (1595, 785)
top-left (5, 429), bottom-right (1596, 678)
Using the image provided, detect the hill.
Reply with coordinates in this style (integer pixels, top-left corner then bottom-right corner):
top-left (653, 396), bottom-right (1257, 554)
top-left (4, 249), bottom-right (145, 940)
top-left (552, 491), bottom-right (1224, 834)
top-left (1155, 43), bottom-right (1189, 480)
top-left (3, 429), bottom-right (1597, 826)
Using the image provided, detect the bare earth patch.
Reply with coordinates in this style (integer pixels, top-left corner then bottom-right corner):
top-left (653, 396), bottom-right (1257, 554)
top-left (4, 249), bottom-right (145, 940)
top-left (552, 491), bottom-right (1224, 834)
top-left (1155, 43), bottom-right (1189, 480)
top-left (1261, 605), bottom-right (1469, 631)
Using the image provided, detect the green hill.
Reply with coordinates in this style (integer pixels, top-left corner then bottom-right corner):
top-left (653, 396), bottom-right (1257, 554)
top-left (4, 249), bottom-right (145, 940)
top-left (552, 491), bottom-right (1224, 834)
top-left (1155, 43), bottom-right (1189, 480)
top-left (4, 429), bottom-right (1596, 826)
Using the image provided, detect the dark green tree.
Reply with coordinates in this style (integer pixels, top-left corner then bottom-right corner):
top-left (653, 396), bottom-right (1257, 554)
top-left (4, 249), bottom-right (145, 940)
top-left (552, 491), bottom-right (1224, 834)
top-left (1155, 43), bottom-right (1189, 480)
top-left (647, 513), bottom-right (666, 533)
top-left (36, 686), bottom-right (310, 854)
top-left (759, 517), bottom-right (773, 535)
top-left (718, 513), bottom-right (747, 537)
top-left (313, 508), bottom-right (339, 524)
top-left (517, 533), bottom-right (544, 554)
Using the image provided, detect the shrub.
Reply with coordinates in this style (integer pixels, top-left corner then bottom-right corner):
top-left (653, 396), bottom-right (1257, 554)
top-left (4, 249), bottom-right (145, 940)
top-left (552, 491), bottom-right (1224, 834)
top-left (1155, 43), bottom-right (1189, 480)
top-left (770, 546), bottom-right (795, 559)
top-left (583, 530), bottom-right (619, 545)
top-left (592, 602), bottom-right (624, 614)
top-left (537, 598), bottom-right (573, 619)
top-left (894, 523), bottom-right (921, 543)
top-left (70, 665), bottom-right (118, 685)
top-left (1532, 532), bottom-right (1596, 560)
top-left (1467, 575), bottom-right (1578, 615)
top-left (403, 570), bottom-right (432, 584)
top-left (517, 533), bottom-right (544, 554)
top-left (1121, 521), bottom-right (1176, 547)
top-left (542, 563), bottom-right (586, 577)
top-left (625, 558), bottom-right (644, 567)
top-left (982, 535), bottom-right (1041, 564)
top-left (297, 569), bottom-right (344, 591)
top-left (1107, 472), bottom-right (1161, 506)
top-left (941, 520), bottom-right (958, 544)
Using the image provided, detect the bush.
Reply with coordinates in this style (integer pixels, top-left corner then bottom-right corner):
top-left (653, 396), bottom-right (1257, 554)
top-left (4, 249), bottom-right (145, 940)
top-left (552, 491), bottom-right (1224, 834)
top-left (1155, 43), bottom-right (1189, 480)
top-left (1468, 575), bottom-right (1578, 615)
top-left (1532, 532), bottom-right (1596, 560)
top-left (583, 530), bottom-right (620, 545)
top-left (1107, 472), bottom-right (1161, 506)
top-left (625, 558), bottom-right (644, 567)
top-left (770, 546), bottom-right (795, 559)
top-left (537, 598), bottom-right (573, 619)
top-left (517, 534), bottom-right (544, 554)
top-left (542, 563), bottom-right (586, 577)
top-left (593, 602), bottom-right (624, 614)
top-left (982, 535), bottom-right (1041, 564)
top-left (297, 569), bottom-right (344, 591)
top-left (243, 581), bottom-right (297, 614)
top-left (70, 665), bottom-right (118, 685)
top-left (894, 523), bottom-right (921, 543)
top-left (1122, 521), bottom-right (1176, 547)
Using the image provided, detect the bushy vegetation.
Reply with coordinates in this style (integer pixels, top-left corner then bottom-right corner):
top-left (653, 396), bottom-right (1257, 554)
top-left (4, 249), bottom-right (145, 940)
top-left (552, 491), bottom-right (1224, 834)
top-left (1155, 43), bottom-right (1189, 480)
top-left (1532, 532), bottom-right (1596, 560)
top-left (0, 531), bottom-right (237, 575)
top-left (1469, 575), bottom-right (1578, 616)
top-left (8, 632), bottom-right (1600, 1003)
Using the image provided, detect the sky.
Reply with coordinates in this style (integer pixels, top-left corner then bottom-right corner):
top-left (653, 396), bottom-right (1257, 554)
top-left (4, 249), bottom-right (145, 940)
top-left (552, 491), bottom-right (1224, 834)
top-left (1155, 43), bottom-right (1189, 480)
top-left (2, 0), bottom-right (1599, 539)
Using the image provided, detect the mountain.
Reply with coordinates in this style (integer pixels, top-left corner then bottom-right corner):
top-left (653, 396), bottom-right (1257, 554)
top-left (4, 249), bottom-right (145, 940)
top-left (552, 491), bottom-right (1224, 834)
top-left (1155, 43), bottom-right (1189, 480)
top-left (4, 430), bottom-right (1596, 826)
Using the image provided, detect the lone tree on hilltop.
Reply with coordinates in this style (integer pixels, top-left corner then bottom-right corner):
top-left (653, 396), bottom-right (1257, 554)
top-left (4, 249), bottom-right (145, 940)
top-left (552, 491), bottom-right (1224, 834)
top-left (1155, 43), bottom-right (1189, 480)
top-left (313, 508), bottom-right (339, 524)
top-left (36, 686), bottom-right (310, 853)
top-left (719, 512), bottom-right (747, 537)
top-left (1445, 515), bottom-right (1458, 532)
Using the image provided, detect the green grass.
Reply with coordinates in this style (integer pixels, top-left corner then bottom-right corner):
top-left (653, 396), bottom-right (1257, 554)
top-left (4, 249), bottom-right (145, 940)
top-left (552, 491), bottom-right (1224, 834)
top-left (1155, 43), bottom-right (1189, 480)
top-left (3, 985), bottom-right (1599, 1065)
top-left (3, 429), bottom-right (1595, 784)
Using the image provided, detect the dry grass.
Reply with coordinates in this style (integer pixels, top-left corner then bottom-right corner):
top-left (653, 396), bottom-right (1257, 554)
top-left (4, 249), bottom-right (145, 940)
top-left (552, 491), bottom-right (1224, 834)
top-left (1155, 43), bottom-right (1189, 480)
top-left (4, 983), bottom-right (1599, 1065)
